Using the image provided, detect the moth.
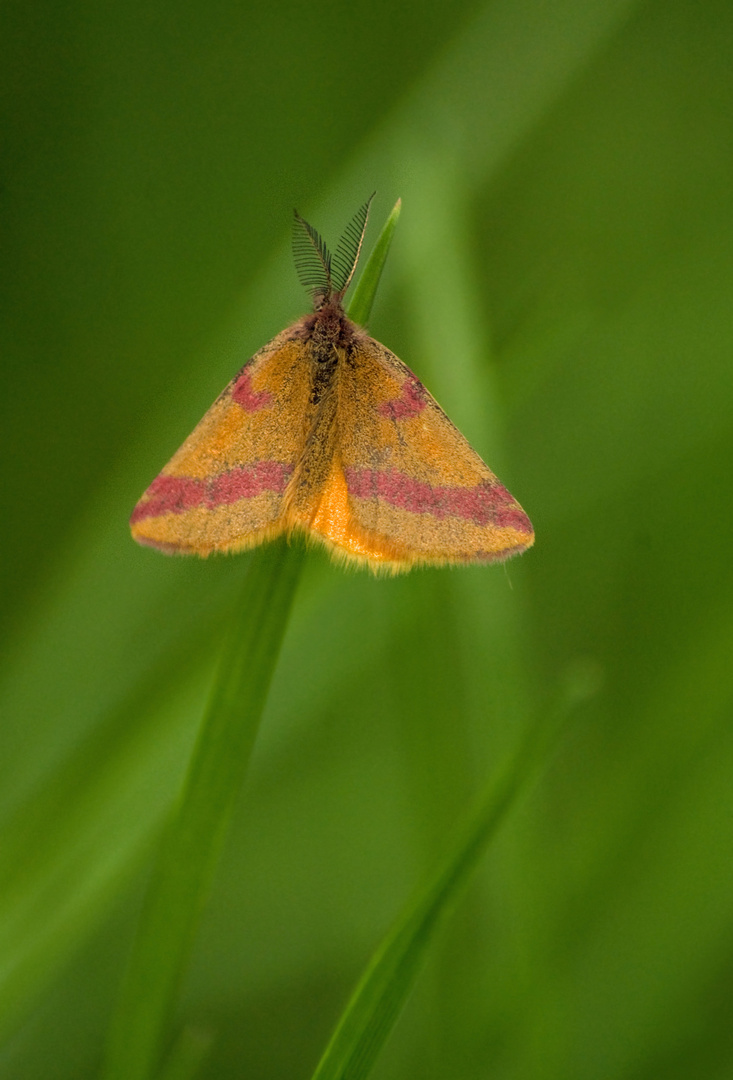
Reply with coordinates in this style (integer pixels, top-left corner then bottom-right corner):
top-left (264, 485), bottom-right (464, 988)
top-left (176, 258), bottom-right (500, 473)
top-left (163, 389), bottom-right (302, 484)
top-left (131, 197), bottom-right (534, 572)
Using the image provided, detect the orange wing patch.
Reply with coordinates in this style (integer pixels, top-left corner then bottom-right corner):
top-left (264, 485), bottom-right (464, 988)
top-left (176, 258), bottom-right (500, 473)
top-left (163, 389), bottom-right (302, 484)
top-left (297, 455), bottom-right (401, 568)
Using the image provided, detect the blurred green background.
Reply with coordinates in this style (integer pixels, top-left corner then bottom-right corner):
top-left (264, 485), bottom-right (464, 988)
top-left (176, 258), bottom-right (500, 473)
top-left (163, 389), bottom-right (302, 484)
top-left (3, 0), bottom-right (733, 1076)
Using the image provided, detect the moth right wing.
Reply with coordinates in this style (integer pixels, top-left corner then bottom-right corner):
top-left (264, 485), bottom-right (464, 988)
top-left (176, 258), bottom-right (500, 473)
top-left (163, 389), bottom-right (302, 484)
top-left (331, 335), bottom-right (534, 571)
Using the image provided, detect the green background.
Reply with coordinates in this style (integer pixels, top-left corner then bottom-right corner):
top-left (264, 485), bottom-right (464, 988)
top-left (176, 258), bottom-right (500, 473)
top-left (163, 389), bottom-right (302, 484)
top-left (3, 0), bottom-right (733, 1076)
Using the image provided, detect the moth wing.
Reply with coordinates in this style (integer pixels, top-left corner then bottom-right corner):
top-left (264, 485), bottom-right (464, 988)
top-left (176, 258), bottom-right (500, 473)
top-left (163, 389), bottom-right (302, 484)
top-left (329, 335), bottom-right (534, 570)
top-left (131, 326), bottom-right (311, 555)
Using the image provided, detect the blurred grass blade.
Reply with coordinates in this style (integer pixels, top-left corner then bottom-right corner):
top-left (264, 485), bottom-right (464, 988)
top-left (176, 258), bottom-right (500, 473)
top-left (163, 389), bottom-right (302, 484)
top-left (157, 1025), bottom-right (213, 1080)
top-left (102, 201), bottom-right (400, 1080)
top-left (310, 671), bottom-right (595, 1080)
top-left (347, 198), bottom-right (401, 325)
top-left (102, 538), bottom-right (303, 1080)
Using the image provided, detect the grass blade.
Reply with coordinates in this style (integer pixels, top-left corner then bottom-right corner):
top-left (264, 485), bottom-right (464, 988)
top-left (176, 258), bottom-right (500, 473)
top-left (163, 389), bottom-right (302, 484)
top-left (310, 670), bottom-right (596, 1080)
top-left (102, 538), bottom-right (303, 1080)
top-left (157, 1025), bottom-right (214, 1080)
top-left (102, 200), bottom-right (400, 1080)
top-left (347, 199), bottom-right (401, 325)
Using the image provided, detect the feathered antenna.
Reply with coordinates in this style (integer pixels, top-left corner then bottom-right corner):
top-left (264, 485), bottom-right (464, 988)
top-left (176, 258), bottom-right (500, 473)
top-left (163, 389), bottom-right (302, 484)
top-left (332, 193), bottom-right (375, 298)
top-left (292, 210), bottom-right (333, 304)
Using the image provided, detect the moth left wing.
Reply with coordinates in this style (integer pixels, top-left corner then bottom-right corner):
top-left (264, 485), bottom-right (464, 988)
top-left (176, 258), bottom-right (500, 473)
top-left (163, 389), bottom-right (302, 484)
top-left (130, 327), bottom-right (311, 555)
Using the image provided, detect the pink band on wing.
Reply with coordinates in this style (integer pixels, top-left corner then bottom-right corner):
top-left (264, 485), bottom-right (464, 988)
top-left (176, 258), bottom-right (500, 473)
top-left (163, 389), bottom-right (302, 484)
top-left (378, 377), bottom-right (427, 420)
top-left (130, 462), bottom-right (292, 523)
top-left (345, 468), bottom-right (532, 532)
top-left (232, 369), bottom-right (275, 412)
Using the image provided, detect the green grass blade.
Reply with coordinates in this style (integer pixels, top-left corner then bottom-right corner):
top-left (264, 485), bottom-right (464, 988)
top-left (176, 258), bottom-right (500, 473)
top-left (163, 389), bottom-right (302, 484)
top-left (310, 670), bottom-right (596, 1080)
top-left (102, 538), bottom-right (303, 1080)
top-left (157, 1025), bottom-right (213, 1080)
top-left (347, 198), bottom-right (401, 326)
top-left (102, 201), bottom-right (399, 1080)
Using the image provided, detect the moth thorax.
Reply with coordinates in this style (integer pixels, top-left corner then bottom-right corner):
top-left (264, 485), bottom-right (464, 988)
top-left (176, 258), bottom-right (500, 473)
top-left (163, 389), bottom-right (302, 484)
top-left (310, 302), bottom-right (349, 363)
